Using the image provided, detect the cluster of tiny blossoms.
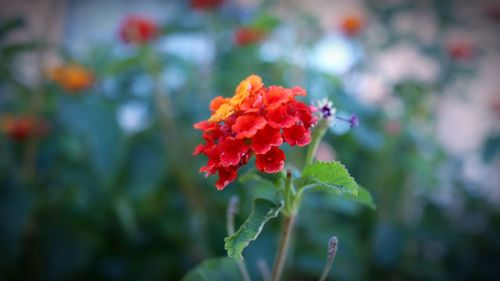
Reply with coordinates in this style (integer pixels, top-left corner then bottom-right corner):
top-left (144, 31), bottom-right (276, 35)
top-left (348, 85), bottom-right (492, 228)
top-left (193, 75), bottom-right (317, 190)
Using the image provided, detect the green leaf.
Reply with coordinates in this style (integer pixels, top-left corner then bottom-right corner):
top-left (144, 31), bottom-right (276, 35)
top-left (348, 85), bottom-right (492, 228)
top-left (338, 185), bottom-right (376, 209)
top-left (298, 161), bottom-right (359, 196)
top-left (297, 162), bottom-right (376, 209)
top-left (224, 198), bottom-right (283, 259)
top-left (182, 257), bottom-right (240, 281)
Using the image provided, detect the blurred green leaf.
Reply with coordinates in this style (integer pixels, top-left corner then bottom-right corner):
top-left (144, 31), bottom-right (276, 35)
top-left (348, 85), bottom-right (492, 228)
top-left (114, 197), bottom-right (139, 239)
top-left (482, 134), bottom-right (500, 163)
top-left (0, 17), bottom-right (24, 41)
top-left (238, 169), bottom-right (283, 187)
top-left (252, 14), bottom-right (280, 31)
top-left (224, 198), bottom-right (283, 259)
top-left (1, 42), bottom-right (39, 58)
top-left (104, 55), bottom-right (143, 76)
top-left (182, 257), bottom-right (240, 281)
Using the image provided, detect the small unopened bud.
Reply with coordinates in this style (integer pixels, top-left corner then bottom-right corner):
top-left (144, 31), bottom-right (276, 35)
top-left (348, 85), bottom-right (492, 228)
top-left (335, 114), bottom-right (359, 129)
top-left (318, 236), bottom-right (339, 281)
top-left (328, 236), bottom-right (338, 260)
top-left (349, 115), bottom-right (359, 128)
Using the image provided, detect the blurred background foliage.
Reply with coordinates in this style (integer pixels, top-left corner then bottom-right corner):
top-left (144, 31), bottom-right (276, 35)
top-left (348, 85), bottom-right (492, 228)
top-left (1, 0), bottom-right (500, 280)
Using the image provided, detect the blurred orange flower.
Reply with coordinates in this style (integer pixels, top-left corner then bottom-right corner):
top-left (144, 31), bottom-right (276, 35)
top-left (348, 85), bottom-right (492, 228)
top-left (1, 115), bottom-right (49, 141)
top-left (234, 27), bottom-right (266, 46)
top-left (50, 63), bottom-right (94, 92)
top-left (119, 15), bottom-right (159, 45)
top-left (339, 14), bottom-right (364, 37)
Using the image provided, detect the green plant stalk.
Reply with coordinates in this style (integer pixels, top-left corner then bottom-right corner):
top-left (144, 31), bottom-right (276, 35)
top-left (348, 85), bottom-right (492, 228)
top-left (270, 213), bottom-right (296, 281)
top-left (270, 119), bottom-right (329, 281)
top-left (304, 119), bottom-right (329, 167)
top-left (23, 0), bottom-right (59, 182)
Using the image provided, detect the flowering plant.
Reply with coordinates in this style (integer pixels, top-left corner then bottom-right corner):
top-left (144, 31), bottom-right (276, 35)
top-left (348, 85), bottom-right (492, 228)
top-left (119, 15), bottom-right (159, 45)
top-left (189, 75), bottom-right (374, 281)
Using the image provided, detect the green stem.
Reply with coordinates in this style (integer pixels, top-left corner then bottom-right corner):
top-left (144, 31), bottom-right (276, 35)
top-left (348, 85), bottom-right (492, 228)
top-left (271, 171), bottom-right (297, 281)
top-left (304, 119), bottom-right (329, 167)
top-left (270, 214), bottom-right (296, 281)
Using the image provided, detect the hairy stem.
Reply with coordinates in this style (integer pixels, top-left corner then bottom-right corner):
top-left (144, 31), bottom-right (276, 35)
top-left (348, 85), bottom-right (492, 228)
top-left (304, 119), bottom-right (328, 167)
top-left (270, 214), bottom-right (296, 281)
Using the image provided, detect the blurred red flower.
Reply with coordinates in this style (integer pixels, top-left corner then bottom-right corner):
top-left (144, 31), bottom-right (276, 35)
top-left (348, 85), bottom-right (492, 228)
top-left (447, 40), bottom-right (475, 61)
top-left (486, 4), bottom-right (500, 22)
top-left (119, 15), bottom-right (159, 45)
top-left (191, 0), bottom-right (224, 10)
top-left (193, 74), bottom-right (316, 190)
top-left (339, 14), bottom-right (364, 37)
top-left (385, 120), bottom-right (401, 135)
top-left (1, 115), bottom-right (49, 141)
top-left (234, 27), bottom-right (266, 46)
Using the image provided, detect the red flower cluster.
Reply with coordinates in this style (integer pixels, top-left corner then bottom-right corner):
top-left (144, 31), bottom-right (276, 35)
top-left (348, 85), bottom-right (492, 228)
top-left (119, 15), bottom-right (158, 45)
top-left (234, 27), bottom-right (266, 46)
top-left (193, 75), bottom-right (316, 190)
top-left (191, 0), bottom-right (224, 10)
top-left (1, 115), bottom-right (49, 141)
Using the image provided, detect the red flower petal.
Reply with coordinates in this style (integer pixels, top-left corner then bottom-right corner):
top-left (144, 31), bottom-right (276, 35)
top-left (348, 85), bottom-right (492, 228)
top-left (283, 124), bottom-right (311, 147)
top-left (232, 114), bottom-right (267, 139)
top-left (255, 147), bottom-right (285, 173)
top-left (199, 145), bottom-right (221, 176)
top-left (266, 103), bottom-right (298, 129)
top-left (215, 167), bottom-right (238, 190)
top-left (251, 126), bottom-right (283, 154)
top-left (193, 144), bottom-right (206, 156)
top-left (291, 100), bottom-right (317, 129)
top-left (239, 91), bottom-right (263, 113)
top-left (210, 96), bottom-right (230, 112)
top-left (291, 86), bottom-right (307, 96)
top-left (264, 86), bottom-right (293, 109)
top-left (219, 137), bottom-right (250, 167)
top-left (193, 120), bottom-right (213, 130)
